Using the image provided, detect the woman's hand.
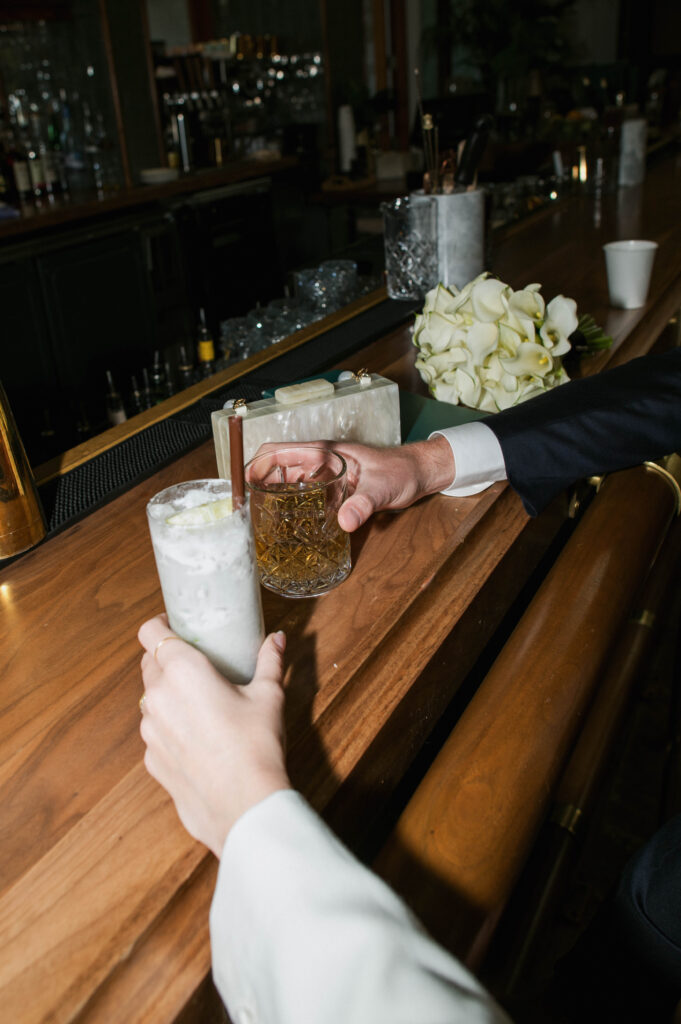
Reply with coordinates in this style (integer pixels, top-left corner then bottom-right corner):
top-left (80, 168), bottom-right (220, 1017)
top-left (138, 614), bottom-right (291, 858)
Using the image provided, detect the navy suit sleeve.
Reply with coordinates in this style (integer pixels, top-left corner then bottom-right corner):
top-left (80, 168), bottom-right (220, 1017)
top-left (485, 348), bottom-right (681, 516)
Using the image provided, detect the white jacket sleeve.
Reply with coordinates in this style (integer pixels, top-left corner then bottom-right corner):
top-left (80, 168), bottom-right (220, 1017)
top-left (210, 790), bottom-right (510, 1024)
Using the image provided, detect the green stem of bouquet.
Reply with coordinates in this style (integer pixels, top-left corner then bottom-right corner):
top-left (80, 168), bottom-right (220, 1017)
top-left (575, 313), bottom-right (613, 351)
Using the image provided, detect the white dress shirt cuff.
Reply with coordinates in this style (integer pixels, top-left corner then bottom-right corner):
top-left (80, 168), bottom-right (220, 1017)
top-left (430, 421), bottom-right (507, 496)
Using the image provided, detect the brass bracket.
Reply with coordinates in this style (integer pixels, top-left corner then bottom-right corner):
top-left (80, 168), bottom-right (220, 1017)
top-left (551, 803), bottom-right (583, 836)
top-left (643, 453), bottom-right (681, 515)
top-left (630, 608), bottom-right (656, 628)
top-left (568, 475), bottom-right (605, 519)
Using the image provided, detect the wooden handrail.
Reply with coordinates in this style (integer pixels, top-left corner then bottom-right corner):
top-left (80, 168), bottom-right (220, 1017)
top-left (498, 509), bottom-right (681, 994)
top-left (374, 461), bottom-right (679, 968)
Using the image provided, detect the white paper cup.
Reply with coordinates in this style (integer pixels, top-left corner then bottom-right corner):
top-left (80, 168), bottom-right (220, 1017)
top-left (603, 239), bottom-right (657, 309)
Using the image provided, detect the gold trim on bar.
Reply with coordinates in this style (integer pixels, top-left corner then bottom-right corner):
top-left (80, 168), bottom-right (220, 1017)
top-left (35, 287), bottom-right (389, 486)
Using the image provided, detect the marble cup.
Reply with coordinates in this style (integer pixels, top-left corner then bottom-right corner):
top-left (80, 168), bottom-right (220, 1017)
top-left (412, 188), bottom-right (486, 291)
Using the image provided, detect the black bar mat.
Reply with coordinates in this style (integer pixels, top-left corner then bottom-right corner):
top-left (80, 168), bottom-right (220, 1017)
top-left (37, 298), bottom-right (418, 536)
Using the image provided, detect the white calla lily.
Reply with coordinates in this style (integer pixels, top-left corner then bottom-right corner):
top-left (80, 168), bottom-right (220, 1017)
top-left (517, 382), bottom-right (548, 403)
top-left (436, 367), bottom-right (481, 408)
top-left (414, 357), bottom-right (438, 385)
top-left (423, 283), bottom-right (461, 315)
top-left (548, 336), bottom-right (572, 358)
top-left (432, 379), bottom-right (463, 405)
top-left (413, 276), bottom-right (576, 412)
top-left (469, 277), bottom-right (508, 321)
top-left (449, 273), bottom-right (486, 308)
top-left (500, 342), bottom-right (554, 378)
top-left (509, 285), bottom-right (545, 322)
top-left (477, 389), bottom-right (500, 413)
top-left (488, 383), bottom-right (521, 411)
top-left (414, 310), bottom-right (463, 354)
top-left (498, 309), bottom-right (536, 351)
top-left (540, 295), bottom-right (578, 348)
top-left (463, 321), bottom-right (499, 364)
top-left (483, 354), bottom-right (519, 393)
top-left (422, 350), bottom-right (468, 376)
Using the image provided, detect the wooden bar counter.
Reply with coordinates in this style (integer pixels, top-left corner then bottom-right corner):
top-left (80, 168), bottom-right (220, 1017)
top-left (2, 153), bottom-right (681, 1023)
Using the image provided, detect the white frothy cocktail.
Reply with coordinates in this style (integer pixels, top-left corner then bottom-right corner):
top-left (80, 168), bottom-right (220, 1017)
top-left (146, 479), bottom-right (265, 685)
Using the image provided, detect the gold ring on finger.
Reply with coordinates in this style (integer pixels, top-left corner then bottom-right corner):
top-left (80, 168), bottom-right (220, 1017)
top-left (153, 636), bottom-right (183, 662)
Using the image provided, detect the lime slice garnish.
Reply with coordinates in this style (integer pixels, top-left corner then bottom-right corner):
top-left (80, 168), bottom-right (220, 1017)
top-left (166, 497), bottom-right (233, 526)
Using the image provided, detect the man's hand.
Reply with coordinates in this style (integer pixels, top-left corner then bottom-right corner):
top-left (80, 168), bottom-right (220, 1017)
top-left (331, 436), bottom-right (456, 532)
top-left (252, 436), bottom-right (455, 533)
top-left (138, 615), bottom-right (291, 858)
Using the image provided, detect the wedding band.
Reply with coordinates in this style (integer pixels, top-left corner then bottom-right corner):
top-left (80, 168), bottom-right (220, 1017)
top-left (139, 694), bottom-right (147, 713)
top-left (153, 636), bottom-right (182, 662)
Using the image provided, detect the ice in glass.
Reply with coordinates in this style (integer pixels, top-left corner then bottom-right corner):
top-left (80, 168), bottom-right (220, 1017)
top-left (146, 479), bottom-right (264, 684)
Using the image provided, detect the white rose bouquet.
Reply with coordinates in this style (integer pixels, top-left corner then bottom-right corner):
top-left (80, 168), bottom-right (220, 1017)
top-left (413, 274), bottom-right (611, 413)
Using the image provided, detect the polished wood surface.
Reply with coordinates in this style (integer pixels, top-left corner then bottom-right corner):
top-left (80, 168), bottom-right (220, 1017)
top-left (0, 431), bottom-right (524, 1022)
top-left (2, 153), bottom-right (681, 1022)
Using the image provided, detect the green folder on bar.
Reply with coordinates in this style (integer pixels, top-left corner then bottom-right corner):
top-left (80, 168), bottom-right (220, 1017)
top-left (399, 390), bottom-right (486, 443)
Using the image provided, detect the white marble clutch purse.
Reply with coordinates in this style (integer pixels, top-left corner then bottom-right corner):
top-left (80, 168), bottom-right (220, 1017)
top-left (212, 372), bottom-right (401, 480)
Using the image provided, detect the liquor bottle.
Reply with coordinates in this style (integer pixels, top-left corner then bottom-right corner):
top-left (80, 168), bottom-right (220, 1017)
top-left (39, 406), bottom-right (58, 456)
top-left (163, 361), bottom-right (176, 398)
top-left (23, 107), bottom-right (48, 199)
top-left (140, 368), bottom-right (155, 410)
top-left (128, 375), bottom-right (144, 415)
top-left (36, 44), bottom-right (67, 197)
top-left (149, 351), bottom-right (167, 403)
top-left (3, 104), bottom-right (31, 205)
top-left (196, 308), bottom-right (216, 378)
top-left (162, 94), bottom-right (181, 171)
top-left (26, 140), bottom-right (46, 199)
top-left (74, 402), bottom-right (93, 443)
top-left (105, 370), bottom-right (127, 426)
top-left (40, 107), bottom-right (65, 198)
top-left (177, 344), bottom-right (196, 390)
top-left (0, 133), bottom-right (17, 206)
top-left (61, 89), bottom-right (91, 197)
